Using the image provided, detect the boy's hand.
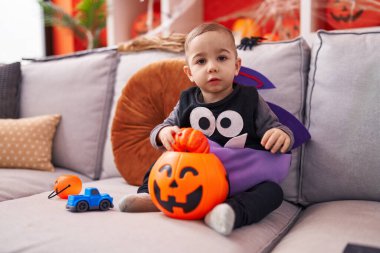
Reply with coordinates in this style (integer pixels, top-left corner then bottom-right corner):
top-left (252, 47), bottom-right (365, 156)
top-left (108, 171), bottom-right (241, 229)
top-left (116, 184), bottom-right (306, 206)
top-left (158, 126), bottom-right (181, 151)
top-left (261, 128), bottom-right (291, 154)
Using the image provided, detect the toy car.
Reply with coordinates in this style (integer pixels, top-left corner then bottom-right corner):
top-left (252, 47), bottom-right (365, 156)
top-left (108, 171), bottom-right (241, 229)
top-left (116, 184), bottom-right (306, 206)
top-left (66, 187), bottom-right (114, 212)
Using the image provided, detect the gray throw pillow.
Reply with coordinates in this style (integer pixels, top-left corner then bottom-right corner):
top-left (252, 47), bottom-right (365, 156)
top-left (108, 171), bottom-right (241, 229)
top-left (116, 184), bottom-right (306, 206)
top-left (0, 62), bottom-right (21, 118)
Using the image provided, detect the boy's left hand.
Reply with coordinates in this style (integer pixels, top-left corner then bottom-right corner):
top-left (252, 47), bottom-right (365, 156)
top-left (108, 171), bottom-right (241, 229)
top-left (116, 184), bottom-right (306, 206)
top-left (261, 128), bottom-right (291, 154)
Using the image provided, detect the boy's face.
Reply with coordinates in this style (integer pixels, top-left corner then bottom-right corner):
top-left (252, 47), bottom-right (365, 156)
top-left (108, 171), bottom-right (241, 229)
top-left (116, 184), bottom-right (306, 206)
top-left (184, 31), bottom-right (241, 103)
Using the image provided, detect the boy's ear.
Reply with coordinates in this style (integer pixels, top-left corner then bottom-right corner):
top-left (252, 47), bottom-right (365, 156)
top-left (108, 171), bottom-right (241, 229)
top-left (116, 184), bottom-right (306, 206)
top-left (235, 57), bottom-right (242, 76)
top-left (183, 65), bottom-right (193, 82)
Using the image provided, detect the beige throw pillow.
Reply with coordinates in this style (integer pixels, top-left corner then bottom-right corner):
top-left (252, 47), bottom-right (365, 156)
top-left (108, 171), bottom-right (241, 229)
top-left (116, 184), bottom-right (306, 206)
top-left (0, 114), bottom-right (61, 171)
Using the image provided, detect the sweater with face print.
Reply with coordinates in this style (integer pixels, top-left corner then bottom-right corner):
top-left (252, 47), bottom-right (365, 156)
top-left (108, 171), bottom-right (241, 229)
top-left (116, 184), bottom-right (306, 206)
top-left (176, 84), bottom-right (265, 150)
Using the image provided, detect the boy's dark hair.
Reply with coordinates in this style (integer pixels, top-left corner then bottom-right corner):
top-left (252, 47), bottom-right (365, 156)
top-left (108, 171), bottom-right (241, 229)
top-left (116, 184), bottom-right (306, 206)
top-left (185, 22), bottom-right (237, 57)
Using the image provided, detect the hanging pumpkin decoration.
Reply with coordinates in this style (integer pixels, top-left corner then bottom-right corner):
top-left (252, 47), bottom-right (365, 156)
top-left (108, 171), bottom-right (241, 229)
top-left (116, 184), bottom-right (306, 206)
top-left (278, 16), bottom-right (300, 40)
top-left (326, 0), bottom-right (380, 29)
top-left (171, 128), bottom-right (210, 153)
top-left (148, 151), bottom-right (229, 220)
top-left (48, 175), bottom-right (82, 199)
top-left (263, 33), bottom-right (279, 41)
top-left (131, 12), bottom-right (161, 38)
top-left (232, 17), bottom-right (262, 39)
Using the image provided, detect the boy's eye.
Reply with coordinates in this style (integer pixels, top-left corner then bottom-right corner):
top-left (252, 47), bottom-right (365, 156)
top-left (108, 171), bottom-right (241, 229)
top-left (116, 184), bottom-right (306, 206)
top-left (218, 56), bottom-right (227, 61)
top-left (196, 58), bottom-right (206, 65)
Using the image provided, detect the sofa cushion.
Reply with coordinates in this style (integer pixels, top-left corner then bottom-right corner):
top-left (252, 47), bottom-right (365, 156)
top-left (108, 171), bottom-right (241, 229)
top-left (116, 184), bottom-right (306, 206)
top-left (301, 30), bottom-right (380, 203)
top-left (0, 114), bottom-right (61, 172)
top-left (0, 167), bottom-right (91, 201)
top-left (238, 38), bottom-right (310, 202)
top-left (0, 177), bottom-right (301, 253)
top-left (0, 62), bottom-right (21, 119)
top-left (101, 50), bottom-right (183, 179)
top-left (111, 59), bottom-right (192, 185)
top-left (20, 51), bottom-right (118, 179)
top-left (271, 200), bottom-right (380, 253)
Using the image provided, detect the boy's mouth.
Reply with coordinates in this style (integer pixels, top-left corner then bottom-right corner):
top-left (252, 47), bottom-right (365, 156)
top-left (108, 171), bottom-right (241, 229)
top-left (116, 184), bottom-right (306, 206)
top-left (208, 78), bottom-right (221, 83)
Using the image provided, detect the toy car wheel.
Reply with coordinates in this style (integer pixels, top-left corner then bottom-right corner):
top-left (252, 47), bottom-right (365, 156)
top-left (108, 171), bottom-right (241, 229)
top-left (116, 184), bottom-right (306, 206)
top-left (99, 200), bottom-right (111, 211)
top-left (76, 201), bottom-right (89, 212)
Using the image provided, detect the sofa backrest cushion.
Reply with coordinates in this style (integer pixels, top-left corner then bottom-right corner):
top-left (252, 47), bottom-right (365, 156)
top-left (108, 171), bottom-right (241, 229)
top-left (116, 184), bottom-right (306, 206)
top-left (238, 38), bottom-right (310, 202)
top-left (101, 50), bottom-right (183, 179)
top-left (301, 29), bottom-right (380, 204)
top-left (20, 51), bottom-right (118, 179)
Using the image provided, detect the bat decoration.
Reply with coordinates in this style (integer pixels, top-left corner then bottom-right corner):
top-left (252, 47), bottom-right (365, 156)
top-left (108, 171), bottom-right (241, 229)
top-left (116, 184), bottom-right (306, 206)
top-left (234, 66), bottom-right (311, 149)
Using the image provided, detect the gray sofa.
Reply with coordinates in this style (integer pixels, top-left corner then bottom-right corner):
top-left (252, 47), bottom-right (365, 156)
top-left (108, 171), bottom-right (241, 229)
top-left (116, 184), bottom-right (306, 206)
top-left (1, 28), bottom-right (380, 253)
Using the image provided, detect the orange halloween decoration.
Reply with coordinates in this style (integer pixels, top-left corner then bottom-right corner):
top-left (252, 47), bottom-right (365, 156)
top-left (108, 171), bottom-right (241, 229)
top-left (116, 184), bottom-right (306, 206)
top-left (171, 128), bottom-right (210, 153)
top-left (263, 33), bottom-right (279, 41)
top-left (279, 16), bottom-right (300, 40)
top-left (326, 0), bottom-right (380, 29)
top-left (131, 12), bottom-right (161, 38)
top-left (48, 175), bottom-right (82, 199)
top-left (148, 151), bottom-right (229, 220)
top-left (232, 18), bottom-right (262, 38)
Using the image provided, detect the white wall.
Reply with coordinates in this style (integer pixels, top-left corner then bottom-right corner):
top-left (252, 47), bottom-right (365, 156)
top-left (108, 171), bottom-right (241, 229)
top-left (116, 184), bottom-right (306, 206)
top-left (107, 0), bottom-right (148, 45)
top-left (0, 0), bottom-right (45, 63)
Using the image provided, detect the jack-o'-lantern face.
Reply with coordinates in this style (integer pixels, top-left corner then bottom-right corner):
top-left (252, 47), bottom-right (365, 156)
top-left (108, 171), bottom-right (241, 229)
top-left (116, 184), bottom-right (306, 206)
top-left (148, 152), bottom-right (229, 220)
top-left (153, 164), bottom-right (203, 214)
top-left (326, 0), bottom-right (380, 29)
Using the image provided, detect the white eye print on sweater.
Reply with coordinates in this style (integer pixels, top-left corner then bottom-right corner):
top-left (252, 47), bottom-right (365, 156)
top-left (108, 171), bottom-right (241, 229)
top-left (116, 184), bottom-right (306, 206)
top-left (190, 107), bottom-right (244, 138)
top-left (216, 110), bottom-right (244, 138)
top-left (190, 107), bottom-right (216, 136)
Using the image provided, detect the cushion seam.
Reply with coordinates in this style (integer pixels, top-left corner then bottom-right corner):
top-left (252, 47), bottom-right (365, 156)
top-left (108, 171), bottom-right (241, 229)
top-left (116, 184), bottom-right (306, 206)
top-left (93, 52), bottom-right (119, 180)
top-left (299, 32), bottom-right (324, 205)
top-left (258, 202), bottom-right (303, 253)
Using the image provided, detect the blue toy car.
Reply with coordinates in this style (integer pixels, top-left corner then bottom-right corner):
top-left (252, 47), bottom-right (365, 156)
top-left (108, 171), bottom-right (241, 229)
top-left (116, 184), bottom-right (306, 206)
top-left (66, 187), bottom-right (114, 212)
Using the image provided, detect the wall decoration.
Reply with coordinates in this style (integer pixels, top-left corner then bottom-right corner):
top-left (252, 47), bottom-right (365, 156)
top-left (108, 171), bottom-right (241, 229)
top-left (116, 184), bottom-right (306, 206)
top-left (326, 0), bottom-right (380, 29)
top-left (214, 0), bottom-right (300, 41)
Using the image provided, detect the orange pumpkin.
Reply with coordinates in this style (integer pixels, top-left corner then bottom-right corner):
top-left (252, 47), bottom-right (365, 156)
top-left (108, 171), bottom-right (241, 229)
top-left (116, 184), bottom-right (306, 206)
top-left (148, 151), bottom-right (229, 220)
top-left (263, 33), bottom-right (279, 41)
top-left (326, 0), bottom-right (380, 29)
top-left (48, 175), bottom-right (82, 199)
top-left (171, 128), bottom-right (210, 153)
top-left (232, 18), bottom-right (262, 38)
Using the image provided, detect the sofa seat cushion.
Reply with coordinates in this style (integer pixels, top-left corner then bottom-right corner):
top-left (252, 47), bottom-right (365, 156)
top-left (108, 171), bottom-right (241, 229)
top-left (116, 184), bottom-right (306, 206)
top-left (0, 177), bottom-right (301, 253)
top-left (272, 200), bottom-right (380, 253)
top-left (0, 167), bottom-right (91, 201)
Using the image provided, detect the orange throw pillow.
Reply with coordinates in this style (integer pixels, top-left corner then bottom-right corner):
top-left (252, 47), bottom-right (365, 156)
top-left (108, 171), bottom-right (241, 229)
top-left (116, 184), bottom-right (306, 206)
top-left (112, 59), bottom-right (193, 185)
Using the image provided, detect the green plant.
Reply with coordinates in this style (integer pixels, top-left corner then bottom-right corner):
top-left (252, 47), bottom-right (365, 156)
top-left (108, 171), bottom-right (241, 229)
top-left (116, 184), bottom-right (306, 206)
top-left (38, 0), bottom-right (106, 50)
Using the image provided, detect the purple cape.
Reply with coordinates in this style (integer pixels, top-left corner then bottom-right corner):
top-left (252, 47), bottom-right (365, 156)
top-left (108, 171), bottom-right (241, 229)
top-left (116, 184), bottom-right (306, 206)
top-left (209, 140), bottom-right (291, 196)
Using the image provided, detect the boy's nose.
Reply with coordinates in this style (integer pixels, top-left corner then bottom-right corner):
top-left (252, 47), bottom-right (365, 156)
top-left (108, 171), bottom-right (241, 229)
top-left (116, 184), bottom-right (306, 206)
top-left (207, 62), bottom-right (218, 73)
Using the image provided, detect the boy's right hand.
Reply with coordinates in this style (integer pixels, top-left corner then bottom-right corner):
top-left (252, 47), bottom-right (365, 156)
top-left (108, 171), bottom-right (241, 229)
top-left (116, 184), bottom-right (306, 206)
top-left (158, 126), bottom-right (181, 151)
